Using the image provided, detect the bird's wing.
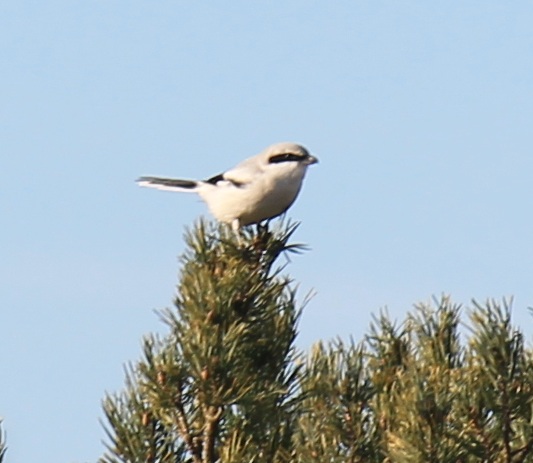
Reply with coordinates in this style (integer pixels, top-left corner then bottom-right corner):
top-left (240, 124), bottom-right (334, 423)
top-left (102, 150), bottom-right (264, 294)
top-left (203, 159), bottom-right (261, 187)
top-left (217, 159), bottom-right (261, 186)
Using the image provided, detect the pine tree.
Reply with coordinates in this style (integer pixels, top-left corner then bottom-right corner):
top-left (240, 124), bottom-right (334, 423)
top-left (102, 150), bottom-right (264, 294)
top-left (100, 221), bottom-right (533, 463)
top-left (0, 420), bottom-right (6, 463)
top-left (290, 299), bottom-right (533, 463)
top-left (100, 221), bottom-right (305, 463)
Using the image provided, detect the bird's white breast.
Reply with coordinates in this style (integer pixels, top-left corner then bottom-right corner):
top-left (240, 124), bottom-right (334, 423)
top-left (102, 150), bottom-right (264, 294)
top-left (197, 161), bottom-right (308, 225)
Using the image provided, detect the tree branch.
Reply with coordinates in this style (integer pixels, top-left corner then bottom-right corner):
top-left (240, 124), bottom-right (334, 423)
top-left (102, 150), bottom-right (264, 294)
top-left (174, 395), bottom-right (202, 463)
top-left (203, 406), bottom-right (223, 463)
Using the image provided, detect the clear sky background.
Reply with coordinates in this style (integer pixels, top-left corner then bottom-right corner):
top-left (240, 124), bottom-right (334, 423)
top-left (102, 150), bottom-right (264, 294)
top-left (1, 2), bottom-right (533, 462)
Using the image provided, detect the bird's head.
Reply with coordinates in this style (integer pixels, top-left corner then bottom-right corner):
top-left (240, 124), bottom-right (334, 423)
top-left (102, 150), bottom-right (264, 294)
top-left (263, 142), bottom-right (319, 168)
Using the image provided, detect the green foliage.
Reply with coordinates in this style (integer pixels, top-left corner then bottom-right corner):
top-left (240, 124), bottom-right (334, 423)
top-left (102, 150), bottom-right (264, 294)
top-left (0, 420), bottom-right (6, 463)
top-left (100, 221), bottom-right (533, 463)
top-left (295, 340), bottom-right (378, 463)
top-left (297, 298), bottom-right (533, 463)
top-left (101, 221), bottom-right (304, 463)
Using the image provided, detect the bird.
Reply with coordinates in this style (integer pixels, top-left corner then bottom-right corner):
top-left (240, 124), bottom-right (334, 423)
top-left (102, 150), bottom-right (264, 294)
top-left (137, 142), bottom-right (318, 231)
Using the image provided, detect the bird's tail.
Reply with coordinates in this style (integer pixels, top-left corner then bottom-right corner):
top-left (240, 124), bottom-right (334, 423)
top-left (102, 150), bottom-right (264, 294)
top-left (136, 176), bottom-right (199, 192)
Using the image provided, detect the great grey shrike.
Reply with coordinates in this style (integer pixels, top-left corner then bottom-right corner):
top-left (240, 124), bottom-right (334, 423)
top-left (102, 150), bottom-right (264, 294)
top-left (137, 142), bottom-right (318, 231)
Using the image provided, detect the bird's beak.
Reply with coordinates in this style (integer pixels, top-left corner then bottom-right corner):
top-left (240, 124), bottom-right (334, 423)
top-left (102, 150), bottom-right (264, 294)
top-left (306, 155), bottom-right (319, 165)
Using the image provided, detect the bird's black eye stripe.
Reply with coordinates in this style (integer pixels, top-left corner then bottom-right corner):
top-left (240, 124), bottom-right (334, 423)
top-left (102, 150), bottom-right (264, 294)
top-left (268, 153), bottom-right (305, 164)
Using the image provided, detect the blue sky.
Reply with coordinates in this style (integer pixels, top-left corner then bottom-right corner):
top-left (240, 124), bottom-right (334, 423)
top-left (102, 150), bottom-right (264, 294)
top-left (2, 2), bottom-right (533, 461)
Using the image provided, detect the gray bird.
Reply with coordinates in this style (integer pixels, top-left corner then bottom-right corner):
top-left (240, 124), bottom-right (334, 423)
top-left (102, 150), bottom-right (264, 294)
top-left (137, 142), bottom-right (318, 231)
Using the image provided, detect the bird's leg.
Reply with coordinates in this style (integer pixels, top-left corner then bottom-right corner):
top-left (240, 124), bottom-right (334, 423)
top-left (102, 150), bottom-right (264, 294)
top-left (254, 221), bottom-right (272, 254)
top-left (256, 221), bottom-right (269, 235)
top-left (255, 222), bottom-right (267, 246)
top-left (231, 219), bottom-right (243, 245)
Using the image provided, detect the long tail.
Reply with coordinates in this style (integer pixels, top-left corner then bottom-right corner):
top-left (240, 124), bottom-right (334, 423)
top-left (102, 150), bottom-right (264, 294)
top-left (136, 176), bottom-right (199, 192)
